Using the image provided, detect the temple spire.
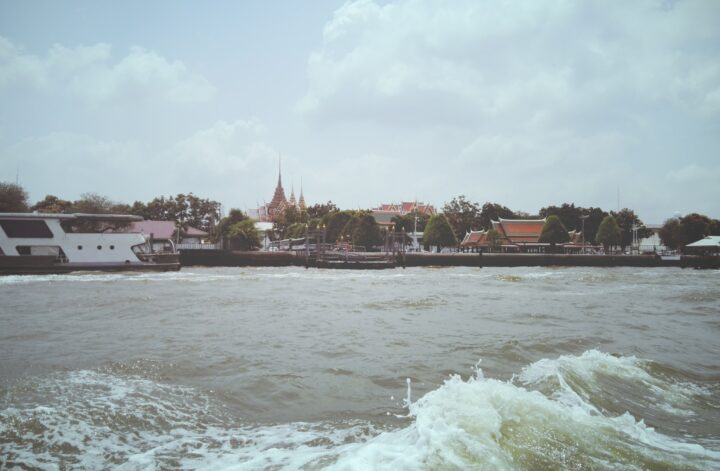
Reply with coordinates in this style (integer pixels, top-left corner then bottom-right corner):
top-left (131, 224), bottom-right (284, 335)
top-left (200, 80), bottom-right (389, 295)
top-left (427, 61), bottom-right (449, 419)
top-left (298, 177), bottom-right (306, 211)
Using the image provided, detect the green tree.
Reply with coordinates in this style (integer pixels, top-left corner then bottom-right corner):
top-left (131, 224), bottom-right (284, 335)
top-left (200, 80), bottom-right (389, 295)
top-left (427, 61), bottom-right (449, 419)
top-left (286, 222), bottom-right (307, 239)
top-left (478, 202), bottom-right (516, 230)
top-left (610, 208), bottom-right (651, 250)
top-left (132, 193), bottom-right (220, 232)
top-left (539, 215), bottom-right (570, 252)
top-left (658, 218), bottom-right (685, 251)
top-left (71, 193), bottom-right (127, 214)
top-left (213, 209), bottom-right (248, 242)
top-left (31, 195), bottom-right (73, 213)
top-left (350, 214), bottom-right (382, 250)
top-left (306, 201), bottom-right (338, 220)
top-left (443, 195), bottom-right (481, 237)
top-left (539, 204), bottom-right (607, 243)
top-left (0, 182), bottom-right (30, 212)
top-left (325, 211), bottom-right (354, 242)
top-left (680, 213), bottom-right (712, 245)
top-left (227, 219), bottom-right (260, 250)
top-left (391, 212), bottom-right (430, 233)
top-left (596, 215), bottom-right (621, 253)
top-left (423, 214), bottom-right (458, 252)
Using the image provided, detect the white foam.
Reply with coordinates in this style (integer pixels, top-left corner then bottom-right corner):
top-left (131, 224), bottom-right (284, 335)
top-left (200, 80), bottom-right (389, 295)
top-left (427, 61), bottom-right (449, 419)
top-left (2, 354), bottom-right (718, 470)
top-left (518, 350), bottom-right (711, 414)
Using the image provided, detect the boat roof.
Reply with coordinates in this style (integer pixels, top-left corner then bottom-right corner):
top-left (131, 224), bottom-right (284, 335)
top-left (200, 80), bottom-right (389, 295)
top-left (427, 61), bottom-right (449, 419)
top-left (0, 212), bottom-right (143, 222)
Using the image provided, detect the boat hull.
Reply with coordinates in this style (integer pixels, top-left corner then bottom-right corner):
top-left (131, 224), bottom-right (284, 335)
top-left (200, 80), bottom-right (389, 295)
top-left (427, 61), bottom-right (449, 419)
top-left (0, 255), bottom-right (181, 275)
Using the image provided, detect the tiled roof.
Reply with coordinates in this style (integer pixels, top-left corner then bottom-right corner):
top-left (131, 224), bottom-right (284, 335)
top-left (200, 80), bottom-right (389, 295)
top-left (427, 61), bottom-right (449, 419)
top-left (491, 218), bottom-right (546, 242)
top-left (460, 230), bottom-right (487, 246)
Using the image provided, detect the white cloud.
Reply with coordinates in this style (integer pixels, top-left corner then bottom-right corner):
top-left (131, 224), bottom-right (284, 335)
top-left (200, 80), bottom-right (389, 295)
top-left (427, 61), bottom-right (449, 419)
top-left (297, 0), bottom-right (720, 124)
top-left (290, 0), bottom-right (720, 221)
top-left (1, 119), bottom-right (279, 210)
top-left (0, 37), bottom-right (215, 105)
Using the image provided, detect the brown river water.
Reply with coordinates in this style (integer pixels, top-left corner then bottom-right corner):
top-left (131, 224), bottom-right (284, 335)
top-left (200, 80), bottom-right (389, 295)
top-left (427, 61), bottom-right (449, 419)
top-left (1, 266), bottom-right (719, 469)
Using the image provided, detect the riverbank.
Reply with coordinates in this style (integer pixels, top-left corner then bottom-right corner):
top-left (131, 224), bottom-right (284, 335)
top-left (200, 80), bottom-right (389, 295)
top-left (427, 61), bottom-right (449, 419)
top-left (179, 249), bottom-right (720, 269)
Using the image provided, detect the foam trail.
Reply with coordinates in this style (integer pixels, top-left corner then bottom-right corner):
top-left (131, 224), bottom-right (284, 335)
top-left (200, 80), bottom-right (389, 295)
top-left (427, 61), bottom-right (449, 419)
top-left (2, 352), bottom-right (719, 470)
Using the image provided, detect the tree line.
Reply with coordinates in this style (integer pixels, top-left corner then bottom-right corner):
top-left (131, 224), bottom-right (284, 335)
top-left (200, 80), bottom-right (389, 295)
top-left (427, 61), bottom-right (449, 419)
top-left (1, 182), bottom-right (717, 251)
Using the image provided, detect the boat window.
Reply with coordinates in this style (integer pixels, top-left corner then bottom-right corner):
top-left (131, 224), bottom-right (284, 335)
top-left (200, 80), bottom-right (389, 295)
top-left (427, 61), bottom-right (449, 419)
top-left (16, 245), bottom-right (61, 256)
top-left (110, 245), bottom-right (115, 250)
top-left (0, 219), bottom-right (53, 238)
top-left (61, 220), bottom-right (131, 234)
top-left (97, 245), bottom-right (102, 250)
top-left (77, 245), bottom-right (83, 250)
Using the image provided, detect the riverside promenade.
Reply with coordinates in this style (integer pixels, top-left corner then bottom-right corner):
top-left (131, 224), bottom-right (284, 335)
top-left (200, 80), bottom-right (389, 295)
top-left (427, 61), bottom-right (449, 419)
top-left (179, 250), bottom-right (720, 269)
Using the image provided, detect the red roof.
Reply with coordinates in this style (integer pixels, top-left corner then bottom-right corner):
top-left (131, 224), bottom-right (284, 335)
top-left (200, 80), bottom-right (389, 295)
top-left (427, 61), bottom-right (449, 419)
top-left (492, 218), bottom-right (546, 243)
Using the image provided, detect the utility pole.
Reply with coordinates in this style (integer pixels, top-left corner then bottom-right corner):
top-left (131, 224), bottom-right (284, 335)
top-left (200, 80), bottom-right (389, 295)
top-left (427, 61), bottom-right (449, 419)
top-left (580, 215), bottom-right (589, 254)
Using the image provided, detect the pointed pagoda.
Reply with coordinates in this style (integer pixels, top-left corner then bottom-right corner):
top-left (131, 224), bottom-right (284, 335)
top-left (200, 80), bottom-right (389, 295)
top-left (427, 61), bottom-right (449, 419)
top-left (266, 157), bottom-right (288, 220)
top-left (298, 179), bottom-right (306, 212)
top-left (288, 185), bottom-right (297, 208)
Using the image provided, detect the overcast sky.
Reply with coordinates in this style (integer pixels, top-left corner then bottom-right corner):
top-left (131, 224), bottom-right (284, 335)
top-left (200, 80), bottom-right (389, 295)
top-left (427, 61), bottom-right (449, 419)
top-left (1, 0), bottom-right (718, 223)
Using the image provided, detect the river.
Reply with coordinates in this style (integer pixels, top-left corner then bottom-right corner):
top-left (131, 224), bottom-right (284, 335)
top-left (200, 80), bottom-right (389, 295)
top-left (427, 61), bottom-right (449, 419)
top-left (1, 266), bottom-right (719, 469)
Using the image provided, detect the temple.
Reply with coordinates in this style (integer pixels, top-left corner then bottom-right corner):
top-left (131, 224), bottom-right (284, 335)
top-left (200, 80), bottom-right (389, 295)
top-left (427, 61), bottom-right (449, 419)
top-left (460, 218), bottom-right (582, 253)
top-left (371, 201), bottom-right (436, 228)
top-left (255, 159), bottom-right (307, 222)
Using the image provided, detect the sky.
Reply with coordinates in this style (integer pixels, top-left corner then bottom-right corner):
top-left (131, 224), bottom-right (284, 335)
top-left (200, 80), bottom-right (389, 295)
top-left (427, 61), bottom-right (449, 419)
top-left (0, 0), bottom-right (718, 223)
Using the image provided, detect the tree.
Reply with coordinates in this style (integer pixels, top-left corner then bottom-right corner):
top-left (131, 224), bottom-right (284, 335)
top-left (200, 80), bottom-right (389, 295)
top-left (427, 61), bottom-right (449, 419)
top-left (610, 208), bottom-right (651, 250)
top-left (423, 214), bottom-right (458, 251)
top-left (31, 195), bottom-right (73, 213)
top-left (306, 201), bottom-right (338, 220)
top-left (227, 219), bottom-right (260, 250)
top-left (596, 215), bottom-right (621, 253)
top-left (71, 193), bottom-right (127, 214)
top-left (0, 182), bottom-right (29, 212)
top-left (213, 209), bottom-right (248, 242)
top-left (350, 214), bottom-right (382, 250)
top-left (680, 213), bottom-right (712, 245)
top-left (539, 215), bottom-right (570, 252)
top-left (391, 212), bottom-right (430, 233)
top-left (539, 204), bottom-right (607, 243)
top-left (325, 211), bottom-right (353, 243)
top-left (131, 193), bottom-right (220, 232)
top-left (443, 195), bottom-right (482, 237)
top-left (478, 202), bottom-right (516, 230)
top-left (286, 223), bottom-right (307, 239)
top-left (658, 218), bottom-right (685, 251)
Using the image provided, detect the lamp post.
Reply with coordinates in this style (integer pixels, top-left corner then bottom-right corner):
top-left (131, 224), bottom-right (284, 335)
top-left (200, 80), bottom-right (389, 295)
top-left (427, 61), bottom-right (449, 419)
top-left (580, 215), bottom-right (589, 254)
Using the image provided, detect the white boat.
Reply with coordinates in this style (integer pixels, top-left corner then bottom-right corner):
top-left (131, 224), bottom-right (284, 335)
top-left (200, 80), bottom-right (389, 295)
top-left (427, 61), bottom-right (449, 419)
top-left (0, 213), bottom-right (180, 274)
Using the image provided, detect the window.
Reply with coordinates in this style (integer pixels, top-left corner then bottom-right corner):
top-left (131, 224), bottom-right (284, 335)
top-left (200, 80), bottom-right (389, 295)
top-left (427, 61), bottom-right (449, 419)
top-left (77, 245), bottom-right (83, 250)
top-left (97, 245), bottom-right (102, 250)
top-left (0, 219), bottom-right (53, 238)
top-left (109, 245), bottom-right (115, 250)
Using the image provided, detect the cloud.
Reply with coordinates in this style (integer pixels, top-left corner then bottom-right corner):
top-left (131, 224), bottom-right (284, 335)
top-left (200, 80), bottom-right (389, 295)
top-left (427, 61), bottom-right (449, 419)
top-left (290, 0), bottom-right (720, 221)
top-left (1, 119), bottom-right (279, 209)
top-left (297, 0), bottom-right (720, 124)
top-left (0, 36), bottom-right (215, 105)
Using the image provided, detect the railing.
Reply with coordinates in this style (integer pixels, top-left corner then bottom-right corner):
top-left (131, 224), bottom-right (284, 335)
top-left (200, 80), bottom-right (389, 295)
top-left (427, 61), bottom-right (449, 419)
top-left (176, 243), bottom-right (222, 250)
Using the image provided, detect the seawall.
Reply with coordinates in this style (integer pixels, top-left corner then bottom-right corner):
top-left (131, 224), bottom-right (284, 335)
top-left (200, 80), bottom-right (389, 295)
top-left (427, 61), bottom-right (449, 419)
top-left (179, 250), bottom-right (720, 269)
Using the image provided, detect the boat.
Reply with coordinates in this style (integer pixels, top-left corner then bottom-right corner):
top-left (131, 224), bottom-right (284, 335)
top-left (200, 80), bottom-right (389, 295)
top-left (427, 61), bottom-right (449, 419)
top-left (0, 212), bottom-right (181, 274)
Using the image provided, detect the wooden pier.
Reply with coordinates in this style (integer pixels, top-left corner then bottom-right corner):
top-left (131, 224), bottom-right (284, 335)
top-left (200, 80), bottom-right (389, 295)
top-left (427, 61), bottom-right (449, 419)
top-left (303, 229), bottom-right (405, 269)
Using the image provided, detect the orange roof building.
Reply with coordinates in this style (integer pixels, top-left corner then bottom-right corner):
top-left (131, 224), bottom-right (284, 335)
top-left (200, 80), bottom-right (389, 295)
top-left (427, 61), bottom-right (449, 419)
top-left (492, 218), bottom-right (546, 244)
top-left (460, 218), bottom-right (582, 252)
top-left (371, 201), bottom-right (436, 227)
